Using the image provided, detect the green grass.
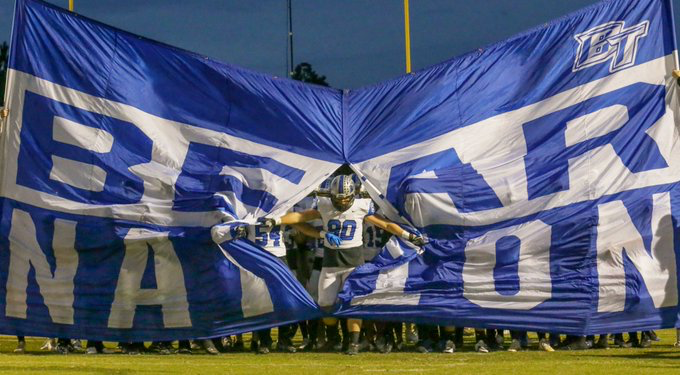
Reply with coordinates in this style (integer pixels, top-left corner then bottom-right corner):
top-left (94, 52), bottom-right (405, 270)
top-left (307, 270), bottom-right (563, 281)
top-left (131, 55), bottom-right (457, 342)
top-left (1, 330), bottom-right (679, 374)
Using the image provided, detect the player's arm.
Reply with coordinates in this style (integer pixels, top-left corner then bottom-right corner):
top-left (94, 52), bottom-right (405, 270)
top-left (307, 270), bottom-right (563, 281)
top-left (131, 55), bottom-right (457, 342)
top-left (365, 214), bottom-right (426, 246)
top-left (264, 209), bottom-right (321, 226)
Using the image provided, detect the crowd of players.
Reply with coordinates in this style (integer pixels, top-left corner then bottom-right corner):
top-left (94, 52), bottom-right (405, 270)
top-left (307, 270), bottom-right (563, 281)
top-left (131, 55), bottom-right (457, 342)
top-left (7, 166), bottom-right (680, 355)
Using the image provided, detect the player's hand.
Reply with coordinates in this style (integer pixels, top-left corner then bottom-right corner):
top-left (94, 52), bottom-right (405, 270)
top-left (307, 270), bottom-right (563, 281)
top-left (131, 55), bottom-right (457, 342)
top-left (401, 228), bottom-right (426, 247)
top-left (408, 232), bottom-right (426, 246)
top-left (324, 231), bottom-right (343, 247)
top-left (230, 223), bottom-right (248, 239)
top-left (257, 217), bottom-right (278, 230)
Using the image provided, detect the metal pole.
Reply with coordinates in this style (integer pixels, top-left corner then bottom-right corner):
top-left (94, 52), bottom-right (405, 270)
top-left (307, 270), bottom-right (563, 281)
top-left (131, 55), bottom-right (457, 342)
top-left (404, 0), bottom-right (412, 73)
top-left (69, 0), bottom-right (74, 11)
top-left (287, 0), bottom-right (294, 77)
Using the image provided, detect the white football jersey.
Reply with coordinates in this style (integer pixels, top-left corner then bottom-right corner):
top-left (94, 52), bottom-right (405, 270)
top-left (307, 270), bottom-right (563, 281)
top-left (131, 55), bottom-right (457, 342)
top-left (247, 224), bottom-right (286, 257)
top-left (317, 197), bottom-right (375, 249)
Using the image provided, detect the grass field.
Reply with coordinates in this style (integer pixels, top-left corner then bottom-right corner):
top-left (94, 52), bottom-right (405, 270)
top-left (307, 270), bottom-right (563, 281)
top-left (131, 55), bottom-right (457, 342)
top-left (1, 329), bottom-right (679, 374)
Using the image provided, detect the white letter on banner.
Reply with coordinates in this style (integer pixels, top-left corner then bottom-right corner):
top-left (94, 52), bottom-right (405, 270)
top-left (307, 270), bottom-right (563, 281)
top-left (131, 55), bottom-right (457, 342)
top-left (462, 220), bottom-right (552, 309)
top-left (596, 193), bottom-right (677, 312)
top-left (108, 229), bottom-right (191, 329)
top-left (5, 209), bottom-right (78, 324)
top-left (49, 116), bottom-right (114, 192)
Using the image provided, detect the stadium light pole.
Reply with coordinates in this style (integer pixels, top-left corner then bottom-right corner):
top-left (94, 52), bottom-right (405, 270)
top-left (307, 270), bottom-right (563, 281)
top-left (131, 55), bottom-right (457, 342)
top-left (404, 0), bottom-right (411, 73)
top-left (287, 0), bottom-right (294, 78)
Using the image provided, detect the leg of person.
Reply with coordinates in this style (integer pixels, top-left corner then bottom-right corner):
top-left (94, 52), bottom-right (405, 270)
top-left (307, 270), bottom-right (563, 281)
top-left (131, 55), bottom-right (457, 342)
top-left (257, 328), bottom-right (273, 354)
top-left (648, 330), bottom-right (660, 342)
top-left (675, 328), bottom-right (680, 347)
top-left (519, 331), bottom-right (529, 349)
top-left (301, 319), bottom-right (319, 351)
top-left (594, 334), bottom-right (609, 349)
top-left (14, 336), bottom-right (26, 354)
top-left (416, 325), bottom-right (436, 353)
top-left (537, 332), bottom-right (554, 352)
top-left (613, 333), bottom-right (631, 348)
top-left (439, 326), bottom-right (456, 353)
top-left (178, 340), bottom-right (191, 354)
top-left (391, 322), bottom-right (403, 351)
top-left (549, 333), bottom-right (561, 349)
top-left (233, 334), bottom-right (245, 352)
top-left (639, 331), bottom-right (652, 348)
top-left (86, 340), bottom-right (103, 355)
top-left (627, 331), bottom-right (640, 348)
top-left (199, 339), bottom-right (219, 355)
top-left (453, 327), bottom-right (464, 350)
top-left (298, 320), bottom-right (309, 345)
top-left (318, 267), bottom-right (349, 352)
top-left (474, 329), bottom-right (489, 353)
top-left (341, 319), bottom-right (350, 352)
top-left (405, 322), bottom-right (418, 344)
top-left (346, 318), bottom-right (362, 355)
top-left (276, 324), bottom-right (297, 353)
top-left (360, 320), bottom-right (377, 352)
top-left (561, 335), bottom-right (588, 350)
top-left (56, 338), bottom-right (72, 354)
top-left (374, 321), bottom-right (392, 354)
top-left (131, 342), bottom-right (146, 354)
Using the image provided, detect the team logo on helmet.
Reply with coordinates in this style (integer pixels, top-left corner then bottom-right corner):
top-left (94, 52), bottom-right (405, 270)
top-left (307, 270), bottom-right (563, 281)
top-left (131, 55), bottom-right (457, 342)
top-left (330, 174), bottom-right (355, 211)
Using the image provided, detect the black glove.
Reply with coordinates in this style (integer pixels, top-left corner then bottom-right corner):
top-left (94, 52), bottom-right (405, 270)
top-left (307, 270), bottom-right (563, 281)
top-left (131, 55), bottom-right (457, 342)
top-left (408, 232), bottom-right (426, 247)
top-left (257, 217), bottom-right (278, 230)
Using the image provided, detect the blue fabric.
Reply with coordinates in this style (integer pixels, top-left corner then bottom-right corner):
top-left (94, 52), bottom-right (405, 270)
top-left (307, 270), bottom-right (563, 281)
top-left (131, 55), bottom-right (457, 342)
top-left (1, 0), bottom-right (680, 339)
top-left (335, 0), bottom-right (680, 335)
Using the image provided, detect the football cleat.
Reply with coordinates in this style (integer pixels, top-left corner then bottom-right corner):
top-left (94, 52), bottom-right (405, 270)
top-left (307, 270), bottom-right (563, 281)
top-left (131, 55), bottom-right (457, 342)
top-left (538, 338), bottom-right (555, 352)
top-left (345, 343), bottom-right (360, 356)
top-left (442, 340), bottom-right (455, 353)
top-left (475, 340), bottom-right (489, 353)
top-left (507, 339), bottom-right (521, 352)
top-left (14, 340), bottom-right (26, 354)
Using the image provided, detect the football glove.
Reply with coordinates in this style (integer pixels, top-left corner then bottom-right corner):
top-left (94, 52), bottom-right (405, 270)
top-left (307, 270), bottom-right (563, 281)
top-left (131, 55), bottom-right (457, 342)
top-left (211, 221), bottom-right (248, 244)
top-left (257, 217), bottom-right (280, 230)
top-left (401, 229), bottom-right (426, 247)
top-left (321, 230), bottom-right (343, 247)
top-left (408, 233), bottom-right (426, 246)
top-left (230, 223), bottom-right (248, 239)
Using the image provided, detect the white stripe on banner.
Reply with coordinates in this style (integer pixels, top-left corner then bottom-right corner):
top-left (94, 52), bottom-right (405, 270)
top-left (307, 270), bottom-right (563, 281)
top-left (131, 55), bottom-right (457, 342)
top-left (0, 70), bottom-right (339, 227)
top-left (355, 54), bottom-right (680, 226)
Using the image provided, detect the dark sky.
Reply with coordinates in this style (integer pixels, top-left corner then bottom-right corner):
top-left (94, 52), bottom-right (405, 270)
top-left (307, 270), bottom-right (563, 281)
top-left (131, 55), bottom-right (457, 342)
top-left (1, 0), bottom-right (679, 88)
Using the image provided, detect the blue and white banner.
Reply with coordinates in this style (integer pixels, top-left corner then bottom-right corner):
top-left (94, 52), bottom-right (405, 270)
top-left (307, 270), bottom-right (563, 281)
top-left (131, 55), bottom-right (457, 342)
top-left (338, 0), bottom-right (680, 334)
top-left (0, 0), bottom-right (342, 340)
top-left (1, 0), bottom-right (680, 339)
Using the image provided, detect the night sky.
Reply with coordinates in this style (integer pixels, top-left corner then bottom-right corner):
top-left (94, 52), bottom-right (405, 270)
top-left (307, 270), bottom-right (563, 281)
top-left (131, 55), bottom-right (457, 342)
top-left (1, 0), bottom-right (679, 88)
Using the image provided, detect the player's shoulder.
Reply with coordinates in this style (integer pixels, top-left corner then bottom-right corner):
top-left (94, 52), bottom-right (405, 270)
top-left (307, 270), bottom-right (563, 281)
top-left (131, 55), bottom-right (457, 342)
top-left (353, 198), bottom-right (374, 211)
top-left (317, 196), bottom-right (333, 209)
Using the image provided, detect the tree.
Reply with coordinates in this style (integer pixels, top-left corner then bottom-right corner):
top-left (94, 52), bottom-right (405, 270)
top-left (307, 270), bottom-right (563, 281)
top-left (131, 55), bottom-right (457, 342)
top-left (291, 62), bottom-right (329, 87)
top-left (1, 41), bottom-right (8, 105)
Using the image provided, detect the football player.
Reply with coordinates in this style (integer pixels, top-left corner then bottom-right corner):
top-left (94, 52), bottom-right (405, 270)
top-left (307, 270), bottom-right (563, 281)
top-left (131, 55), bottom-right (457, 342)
top-left (245, 219), bottom-right (297, 354)
top-left (260, 174), bottom-right (426, 355)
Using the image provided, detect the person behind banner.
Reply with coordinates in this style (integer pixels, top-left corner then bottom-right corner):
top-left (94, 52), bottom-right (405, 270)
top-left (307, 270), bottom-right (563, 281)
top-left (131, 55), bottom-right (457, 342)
top-left (260, 174), bottom-right (426, 355)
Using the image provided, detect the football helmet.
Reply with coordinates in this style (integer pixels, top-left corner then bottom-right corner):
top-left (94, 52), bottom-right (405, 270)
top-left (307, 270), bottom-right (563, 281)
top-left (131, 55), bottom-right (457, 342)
top-left (316, 177), bottom-right (333, 197)
top-left (329, 174), bottom-right (355, 211)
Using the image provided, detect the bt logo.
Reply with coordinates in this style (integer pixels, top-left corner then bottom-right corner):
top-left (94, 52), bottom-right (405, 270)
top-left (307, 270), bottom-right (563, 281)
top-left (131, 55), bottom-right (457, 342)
top-left (573, 20), bottom-right (649, 73)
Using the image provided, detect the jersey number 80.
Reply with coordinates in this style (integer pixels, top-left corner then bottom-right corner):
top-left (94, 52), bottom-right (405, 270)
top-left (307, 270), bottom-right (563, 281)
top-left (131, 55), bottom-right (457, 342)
top-left (327, 219), bottom-right (357, 240)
